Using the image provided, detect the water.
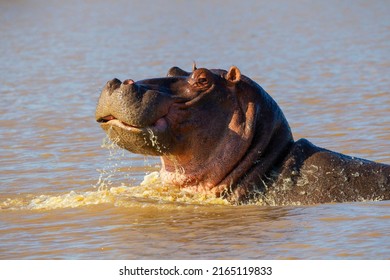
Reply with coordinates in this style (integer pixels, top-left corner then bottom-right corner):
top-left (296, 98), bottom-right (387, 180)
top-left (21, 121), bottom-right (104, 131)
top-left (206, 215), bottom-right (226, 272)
top-left (0, 0), bottom-right (389, 259)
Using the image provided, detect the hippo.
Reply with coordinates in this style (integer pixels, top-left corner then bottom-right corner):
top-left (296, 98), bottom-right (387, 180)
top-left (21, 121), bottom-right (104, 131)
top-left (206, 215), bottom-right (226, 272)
top-left (95, 64), bottom-right (390, 205)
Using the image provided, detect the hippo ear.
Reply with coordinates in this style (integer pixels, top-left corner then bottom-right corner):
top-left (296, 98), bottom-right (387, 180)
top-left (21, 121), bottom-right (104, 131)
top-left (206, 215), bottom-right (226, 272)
top-left (167, 66), bottom-right (191, 77)
top-left (226, 66), bottom-right (241, 83)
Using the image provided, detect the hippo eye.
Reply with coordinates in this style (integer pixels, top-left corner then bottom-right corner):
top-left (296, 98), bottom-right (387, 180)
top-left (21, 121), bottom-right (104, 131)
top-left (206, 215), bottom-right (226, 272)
top-left (197, 77), bottom-right (207, 84)
top-left (188, 69), bottom-right (213, 89)
top-left (196, 73), bottom-right (209, 85)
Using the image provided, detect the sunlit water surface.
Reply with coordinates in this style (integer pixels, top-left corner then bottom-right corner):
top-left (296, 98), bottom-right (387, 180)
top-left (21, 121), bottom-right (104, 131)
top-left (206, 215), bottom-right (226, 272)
top-left (0, 0), bottom-right (389, 259)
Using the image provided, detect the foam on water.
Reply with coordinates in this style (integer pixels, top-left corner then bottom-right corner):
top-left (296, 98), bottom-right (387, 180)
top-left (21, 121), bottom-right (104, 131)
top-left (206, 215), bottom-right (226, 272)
top-left (0, 171), bottom-right (230, 211)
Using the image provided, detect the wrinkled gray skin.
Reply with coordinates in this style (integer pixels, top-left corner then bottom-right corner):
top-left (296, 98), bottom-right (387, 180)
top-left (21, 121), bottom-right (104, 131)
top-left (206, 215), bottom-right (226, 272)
top-left (96, 66), bottom-right (390, 205)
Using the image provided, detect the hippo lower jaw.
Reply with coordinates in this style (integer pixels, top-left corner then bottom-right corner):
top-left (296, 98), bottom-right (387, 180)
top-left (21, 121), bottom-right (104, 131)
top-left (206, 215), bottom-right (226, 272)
top-left (97, 114), bottom-right (171, 156)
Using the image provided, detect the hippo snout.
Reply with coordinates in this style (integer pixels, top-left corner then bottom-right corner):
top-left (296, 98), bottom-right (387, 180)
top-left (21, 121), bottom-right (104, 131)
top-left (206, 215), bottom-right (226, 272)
top-left (96, 77), bottom-right (146, 125)
top-left (95, 75), bottom-right (184, 155)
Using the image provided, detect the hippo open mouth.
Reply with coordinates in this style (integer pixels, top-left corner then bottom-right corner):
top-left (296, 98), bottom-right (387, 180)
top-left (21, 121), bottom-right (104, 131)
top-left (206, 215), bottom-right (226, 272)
top-left (97, 115), bottom-right (145, 132)
top-left (97, 114), bottom-right (168, 132)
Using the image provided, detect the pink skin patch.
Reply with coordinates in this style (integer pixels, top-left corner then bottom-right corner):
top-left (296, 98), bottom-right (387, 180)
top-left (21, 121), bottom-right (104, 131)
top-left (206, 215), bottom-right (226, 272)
top-left (123, 79), bottom-right (134, 85)
top-left (153, 117), bottom-right (168, 131)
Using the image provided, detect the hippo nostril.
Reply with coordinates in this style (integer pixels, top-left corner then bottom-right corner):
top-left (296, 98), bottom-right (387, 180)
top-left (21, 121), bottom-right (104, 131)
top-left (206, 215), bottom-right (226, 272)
top-left (120, 79), bottom-right (138, 92)
top-left (106, 78), bottom-right (122, 94)
top-left (123, 79), bottom-right (134, 85)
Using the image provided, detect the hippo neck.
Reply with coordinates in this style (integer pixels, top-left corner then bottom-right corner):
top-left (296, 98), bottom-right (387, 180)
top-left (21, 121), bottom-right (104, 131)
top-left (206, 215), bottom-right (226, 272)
top-left (220, 115), bottom-right (294, 203)
top-left (217, 84), bottom-right (294, 203)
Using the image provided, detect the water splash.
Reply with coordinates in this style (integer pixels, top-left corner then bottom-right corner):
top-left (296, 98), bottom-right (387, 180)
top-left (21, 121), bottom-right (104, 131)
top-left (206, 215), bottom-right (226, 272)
top-left (146, 127), bottom-right (167, 154)
top-left (0, 169), bottom-right (231, 211)
top-left (95, 135), bottom-right (125, 191)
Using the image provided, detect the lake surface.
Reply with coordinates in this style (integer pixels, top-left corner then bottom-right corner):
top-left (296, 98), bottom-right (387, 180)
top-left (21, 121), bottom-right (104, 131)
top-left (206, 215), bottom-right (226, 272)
top-left (0, 0), bottom-right (389, 259)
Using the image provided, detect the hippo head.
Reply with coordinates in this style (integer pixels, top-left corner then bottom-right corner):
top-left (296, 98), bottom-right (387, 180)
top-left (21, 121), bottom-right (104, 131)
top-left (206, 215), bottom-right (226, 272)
top-left (96, 65), bottom-right (293, 202)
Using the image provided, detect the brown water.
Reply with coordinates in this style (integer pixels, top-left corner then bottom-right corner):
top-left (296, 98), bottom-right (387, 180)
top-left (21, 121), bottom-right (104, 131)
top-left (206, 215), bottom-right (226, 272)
top-left (0, 0), bottom-right (389, 259)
